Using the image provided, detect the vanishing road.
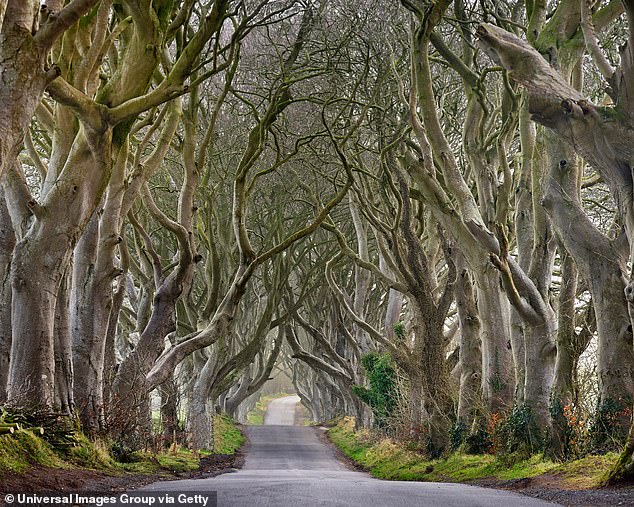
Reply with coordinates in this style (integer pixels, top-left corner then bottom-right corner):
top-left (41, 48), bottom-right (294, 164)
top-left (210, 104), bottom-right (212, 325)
top-left (141, 395), bottom-right (560, 507)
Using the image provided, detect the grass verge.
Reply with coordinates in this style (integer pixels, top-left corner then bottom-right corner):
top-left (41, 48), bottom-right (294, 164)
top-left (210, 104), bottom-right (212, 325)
top-left (0, 429), bottom-right (65, 474)
top-left (0, 414), bottom-right (245, 477)
top-left (327, 417), bottom-right (617, 489)
top-left (214, 414), bottom-right (246, 454)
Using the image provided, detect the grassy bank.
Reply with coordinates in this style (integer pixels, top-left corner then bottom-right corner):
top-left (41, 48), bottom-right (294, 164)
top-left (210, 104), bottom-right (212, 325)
top-left (246, 393), bottom-right (292, 425)
top-left (214, 414), bottom-right (245, 454)
top-left (0, 414), bottom-right (245, 477)
top-left (327, 417), bottom-right (617, 489)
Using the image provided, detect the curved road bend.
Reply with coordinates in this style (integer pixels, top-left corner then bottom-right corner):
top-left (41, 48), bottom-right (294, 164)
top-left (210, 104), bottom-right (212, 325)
top-left (142, 395), bottom-right (561, 507)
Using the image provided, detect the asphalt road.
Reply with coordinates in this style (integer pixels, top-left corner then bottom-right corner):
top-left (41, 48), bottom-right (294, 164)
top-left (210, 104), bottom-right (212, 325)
top-left (263, 395), bottom-right (300, 425)
top-left (141, 395), bottom-right (561, 507)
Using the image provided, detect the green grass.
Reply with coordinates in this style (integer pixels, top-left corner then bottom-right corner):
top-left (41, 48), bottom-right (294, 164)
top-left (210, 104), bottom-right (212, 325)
top-left (0, 430), bottom-right (64, 474)
top-left (0, 413), bottom-right (246, 478)
top-left (116, 448), bottom-right (202, 474)
top-left (63, 432), bottom-right (117, 470)
top-left (246, 393), bottom-right (292, 425)
top-left (327, 418), bottom-right (618, 488)
top-left (551, 453), bottom-right (620, 488)
top-left (214, 414), bottom-right (245, 454)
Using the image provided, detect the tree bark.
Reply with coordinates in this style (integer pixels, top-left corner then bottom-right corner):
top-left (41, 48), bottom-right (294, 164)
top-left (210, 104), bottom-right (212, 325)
top-left (54, 268), bottom-right (74, 415)
top-left (0, 24), bottom-right (51, 180)
top-left (72, 139), bottom-right (129, 433)
top-left (0, 187), bottom-right (14, 402)
top-left (160, 375), bottom-right (179, 448)
top-left (542, 139), bottom-right (634, 407)
top-left (349, 194), bottom-right (372, 353)
top-left (473, 269), bottom-right (514, 412)
top-left (455, 252), bottom-right (482, 427)
top-left (188, 344), bottom-right (218, 451)
top-left (70, 211), bottom-right (103, 431)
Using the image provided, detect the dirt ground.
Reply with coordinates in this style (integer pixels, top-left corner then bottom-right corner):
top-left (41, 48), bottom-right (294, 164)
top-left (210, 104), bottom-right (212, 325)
top-left (482, 474), bottom-right (634, 506)
top-left (0, 452), bottom-right (244, 507)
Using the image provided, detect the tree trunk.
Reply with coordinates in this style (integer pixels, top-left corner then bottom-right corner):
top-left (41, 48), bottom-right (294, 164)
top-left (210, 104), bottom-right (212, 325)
top-left (409, 301), bottom-right (451, 456)
top-left (550, 249), bottom-right (580, 457)
top-left (110, 290), bottom-right (179, 443)
top-left (111, 220), bottom-right (195, 444)
top-left (8, 237), bottom-right (65, 410)
top-left (103, 271), bottom-right (126, 415)
top-left (522, 319), bottom-right (557, 430)
top-left (224, 370), bottom-right (252, 418)
top-left (474, 268), bottom-right (514, 412)
top-left (0, 188), bottom-right (14, 402)
top-left (188, 347), bottom-right (218, 451)
top-left (542, 138), bottom-right (634, 414)
top-left (455, 254), bottom-right (482, 427)
top-left (516, 112), bottom-right (559, 433)
top-left (0, 23), bottom-right (47, 180)
top-left (6, 111), bottom-right (112, 412)
top-left (54, 268), bottom-right (74, 415)
top-left (70, 212), bottom-right (104, 432)
top-left (350, 195), bottom-right (372, 353)
top-left (72, 142), bottom-right (127, 433)
top-left (160, 375), bottom-right (179, 448)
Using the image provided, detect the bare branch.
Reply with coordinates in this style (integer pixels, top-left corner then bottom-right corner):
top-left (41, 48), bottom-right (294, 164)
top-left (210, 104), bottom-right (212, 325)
top-left (46, 77), bottom-right (106, 132)
top-left (580, 0), bottom-right (615, 81)
top-left (35, 0), bottom-right (101, 49)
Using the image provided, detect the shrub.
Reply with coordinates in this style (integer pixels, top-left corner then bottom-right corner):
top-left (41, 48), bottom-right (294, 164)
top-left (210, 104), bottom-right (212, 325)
top-left (549, 397), bottom-right (588, 460)
top-left (498, 404), bottom-right (543, 456)
top-left (352, 352), bottom-right (398, 429)
top-left (449, 420), bottom-right (467, 451)
top-left (465, 419), bottom-right (494, 454)
top-left (589, 397), bottom-right (632, 451)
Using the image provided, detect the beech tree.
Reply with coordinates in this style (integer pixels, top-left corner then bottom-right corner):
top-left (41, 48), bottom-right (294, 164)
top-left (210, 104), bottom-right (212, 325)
top-left (4, 0), bottom-right (634, 481)
top-left (5, 0), bottom-right (241, 417)
top-left (476, 0), bottom-right (634, 475)
top-left (0, 0), bottom-right (101, 180)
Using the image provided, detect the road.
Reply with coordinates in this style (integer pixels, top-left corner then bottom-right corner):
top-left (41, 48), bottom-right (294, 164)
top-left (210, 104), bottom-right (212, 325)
top-left (141, 395), bottom-right (560, 507)
top-left (263, 395), bottom-right (300, 425)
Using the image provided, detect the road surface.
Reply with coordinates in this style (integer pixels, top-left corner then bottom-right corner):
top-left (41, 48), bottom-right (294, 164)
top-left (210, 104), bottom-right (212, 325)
top-left (141, 395), bottom-right (560, 506)
top-left (263, 395), bottom-right (300, 425)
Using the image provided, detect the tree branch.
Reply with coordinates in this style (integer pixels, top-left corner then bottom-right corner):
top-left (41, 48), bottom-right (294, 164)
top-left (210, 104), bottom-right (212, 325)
top-left (285, 326), bottom-right (352, 383)
top-left (35, 0), bottom-right (101, 49)
top-left (580, 0), bottom-right (615, 81)
top-left (46, 77), bottom-right (107, 132)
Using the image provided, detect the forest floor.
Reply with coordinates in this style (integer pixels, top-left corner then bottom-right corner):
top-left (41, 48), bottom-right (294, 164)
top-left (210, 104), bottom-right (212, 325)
top-left (473, 473), bottom-right (634, 506)
top-left (327, 418), bottom-right (634, 507)
top-left (0, 451), bottom-right (244, 501)
top-left (0, 415), bottom-right (246, 506)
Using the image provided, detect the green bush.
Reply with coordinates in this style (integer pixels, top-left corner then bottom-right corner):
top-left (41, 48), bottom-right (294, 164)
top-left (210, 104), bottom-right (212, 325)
top-left (498, 404), bottom-right (543, 456)
top-left (548, 396), bottom-right (589, 460)
top-left (589, 397), bottom-right (631, 451)
top-left (352, 352), bottom-right (398, 429)
top-left (449, 420), bottom-right (467, 451)
top-left (465, 421), bottom-right (493, 454)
